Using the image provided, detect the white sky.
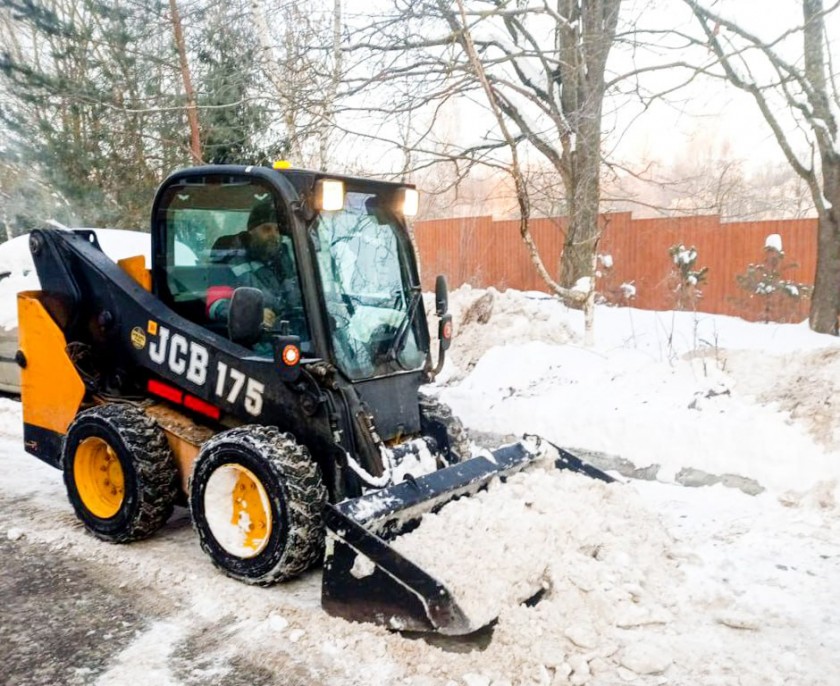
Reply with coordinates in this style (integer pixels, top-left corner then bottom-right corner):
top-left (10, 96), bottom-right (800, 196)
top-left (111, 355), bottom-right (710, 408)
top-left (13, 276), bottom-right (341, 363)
top-left (609, 0), bottom-right (840, 169)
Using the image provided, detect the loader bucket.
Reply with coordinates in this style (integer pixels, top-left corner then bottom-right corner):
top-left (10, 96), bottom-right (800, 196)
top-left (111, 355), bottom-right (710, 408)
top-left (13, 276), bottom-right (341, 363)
top-left (321, 437), bottom-right (614, 635)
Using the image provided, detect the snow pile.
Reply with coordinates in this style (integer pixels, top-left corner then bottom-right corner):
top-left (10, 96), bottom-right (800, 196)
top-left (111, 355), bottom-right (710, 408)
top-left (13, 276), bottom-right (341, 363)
top-left (445, 337), bottom-right (840, 496)
top-left (726, 345), bottom-right (840, 450)
top-left (399, 469), bottom-right (670, 682)
top-left (393, 468), bottom-right (673, 635)
top-left (385, 468), bottom-right (839, 685)
top-left (426, 285), bottom-right (577, 381)
top-left (430, 287), bottom-right (840, 499)
top-left (589, 301), bottom-right (837, 358)
top-left (430, 285), bottom-right (840, 383)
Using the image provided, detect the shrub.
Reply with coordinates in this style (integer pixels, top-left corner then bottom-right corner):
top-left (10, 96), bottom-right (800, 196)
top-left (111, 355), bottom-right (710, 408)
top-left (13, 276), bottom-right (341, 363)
top-left (735, 234), bottom-right (812, 323)
top-left (668, 244), bottom-right (708, 310)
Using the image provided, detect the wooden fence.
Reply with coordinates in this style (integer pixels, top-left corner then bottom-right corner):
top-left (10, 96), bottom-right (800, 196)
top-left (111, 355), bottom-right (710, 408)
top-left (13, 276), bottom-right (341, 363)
top-left (413, 213), bottom-right (818, 322)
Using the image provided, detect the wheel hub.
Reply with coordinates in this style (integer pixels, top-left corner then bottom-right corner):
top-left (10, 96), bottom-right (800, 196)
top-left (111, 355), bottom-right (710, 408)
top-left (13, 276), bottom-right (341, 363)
top-left (203, 464), bottom-right (272, 558)
top-left (74, 436), bottom-right (125, 519)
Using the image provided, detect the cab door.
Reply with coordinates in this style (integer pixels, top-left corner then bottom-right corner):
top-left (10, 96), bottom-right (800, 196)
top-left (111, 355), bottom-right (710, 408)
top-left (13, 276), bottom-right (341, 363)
top-left (151, 172), bottom-right (312, 355)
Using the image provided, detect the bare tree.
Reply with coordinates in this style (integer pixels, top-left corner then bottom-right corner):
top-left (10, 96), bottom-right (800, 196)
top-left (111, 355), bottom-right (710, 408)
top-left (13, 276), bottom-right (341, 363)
top-left (251, 0), bottom-right (344, 169)
top-left (683, 0), bottom-right (840, 333)
top-left (444, 0), bottom-right (591, 313)
top-left (339, 0), bottom-right (622, 321)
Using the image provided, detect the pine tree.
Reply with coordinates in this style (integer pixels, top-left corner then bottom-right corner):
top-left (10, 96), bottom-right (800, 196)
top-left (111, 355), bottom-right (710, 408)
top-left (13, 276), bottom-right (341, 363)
top-left (195, 8), bottom-right (282, 165)
top-left (736, 239), bottom-right (812, 323)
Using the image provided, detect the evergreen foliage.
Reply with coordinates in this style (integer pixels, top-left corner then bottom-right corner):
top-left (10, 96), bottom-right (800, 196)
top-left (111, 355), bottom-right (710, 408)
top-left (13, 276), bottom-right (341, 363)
top-left (0, 0), bottom-right (285, 236)
top-left (735, 243), bottom-right (812, 323)
top-left (669, 243), bottom-right (708, 310)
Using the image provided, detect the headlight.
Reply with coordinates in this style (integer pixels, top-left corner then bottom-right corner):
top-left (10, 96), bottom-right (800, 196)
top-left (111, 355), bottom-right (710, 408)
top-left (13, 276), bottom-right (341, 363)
top-left (314, 179), bottom-right (345, 211)
top-left (397, 187), bottom-right (419, 217)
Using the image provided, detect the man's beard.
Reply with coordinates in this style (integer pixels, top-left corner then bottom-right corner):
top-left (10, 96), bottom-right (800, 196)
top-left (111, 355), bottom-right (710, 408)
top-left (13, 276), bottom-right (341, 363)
top-left (251, 239), bottom-right (280, 262)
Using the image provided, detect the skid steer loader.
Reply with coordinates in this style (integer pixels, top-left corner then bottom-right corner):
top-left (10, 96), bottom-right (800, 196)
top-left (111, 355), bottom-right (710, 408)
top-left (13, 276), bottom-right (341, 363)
top-left (18, 164), bottom-right (612, 635)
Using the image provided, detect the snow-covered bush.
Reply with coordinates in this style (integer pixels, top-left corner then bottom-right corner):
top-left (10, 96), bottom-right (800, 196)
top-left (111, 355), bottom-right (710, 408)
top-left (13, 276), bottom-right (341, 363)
top-left (594, 253), bottom-right (636, 306)
top-left (735, 235), bottom-right (812, 323)
top-left (668, 243), bottom-right (708, 310)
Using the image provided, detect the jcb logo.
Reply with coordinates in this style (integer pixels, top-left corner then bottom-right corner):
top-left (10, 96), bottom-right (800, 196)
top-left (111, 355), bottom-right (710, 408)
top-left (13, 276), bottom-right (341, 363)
top-left (148, 326), bottom-right (208, 385)
top-left (146, 324), bottom-right (264, 416)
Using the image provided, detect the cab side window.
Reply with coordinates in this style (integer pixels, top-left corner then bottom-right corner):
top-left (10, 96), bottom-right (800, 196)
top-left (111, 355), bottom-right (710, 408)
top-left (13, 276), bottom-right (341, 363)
top-left (158, 177), bottom-right (310, 354)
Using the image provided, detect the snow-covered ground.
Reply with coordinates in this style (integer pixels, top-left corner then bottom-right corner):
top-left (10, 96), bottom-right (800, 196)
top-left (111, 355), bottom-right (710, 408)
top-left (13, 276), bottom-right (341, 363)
top-left (2, 285), bottom-right (840, 685)
top-left (438, 287), bottom-right (840, 496)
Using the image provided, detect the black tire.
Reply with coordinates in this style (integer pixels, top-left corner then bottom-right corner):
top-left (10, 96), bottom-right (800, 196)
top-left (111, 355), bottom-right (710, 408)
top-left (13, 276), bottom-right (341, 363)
top-left (419, 394), bottom-right (471, 466)
top-left (189, 426), bottom-right (327, 585)
top-left (62, 404), bottom-right (179, 543)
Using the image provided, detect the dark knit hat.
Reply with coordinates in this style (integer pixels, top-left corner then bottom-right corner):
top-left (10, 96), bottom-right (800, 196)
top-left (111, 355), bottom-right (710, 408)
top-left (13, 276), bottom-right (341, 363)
top-left (247, 200), bottom-right (277, 231)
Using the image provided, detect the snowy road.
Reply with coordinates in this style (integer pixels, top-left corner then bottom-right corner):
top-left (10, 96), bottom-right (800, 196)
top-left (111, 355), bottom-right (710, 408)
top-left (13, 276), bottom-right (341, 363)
top-left (2, 411), bottom-right (839, 686)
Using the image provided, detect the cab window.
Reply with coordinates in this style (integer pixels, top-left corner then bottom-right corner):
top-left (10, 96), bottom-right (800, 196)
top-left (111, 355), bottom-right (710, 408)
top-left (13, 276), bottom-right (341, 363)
top-left (310, 190), bottom-right (424, 379)
top-left (157, 176), bottom-right (310, 354)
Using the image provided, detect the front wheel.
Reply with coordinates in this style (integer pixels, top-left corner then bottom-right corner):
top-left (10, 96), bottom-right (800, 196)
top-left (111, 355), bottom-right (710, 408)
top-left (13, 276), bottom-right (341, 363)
top-left (189, 426), bottom-right (327, 585)
top-left (419, 394), bottom-right (471, 466)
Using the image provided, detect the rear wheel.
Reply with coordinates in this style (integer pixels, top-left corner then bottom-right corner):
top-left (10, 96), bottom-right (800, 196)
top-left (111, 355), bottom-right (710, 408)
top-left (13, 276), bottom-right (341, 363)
top-left (189, 426), bottom-right (326, 585)
top-left (62, 404), bottom-right (178, 543)
top-left (419, 394), bottom-right (471, 466)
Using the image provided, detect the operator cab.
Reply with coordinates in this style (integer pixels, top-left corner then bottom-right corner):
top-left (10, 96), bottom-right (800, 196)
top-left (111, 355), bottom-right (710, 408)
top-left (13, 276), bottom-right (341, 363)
top-left (151, 166), bottom-right (428, 382)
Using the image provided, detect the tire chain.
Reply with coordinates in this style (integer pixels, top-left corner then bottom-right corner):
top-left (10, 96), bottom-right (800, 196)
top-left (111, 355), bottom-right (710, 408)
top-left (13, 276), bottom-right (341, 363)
top-left (196, 425), bottom-right (327, 582)
top-left (64, 403), bottom-right (179, 542)
top-left (418, 394), bottom-right (471, 465)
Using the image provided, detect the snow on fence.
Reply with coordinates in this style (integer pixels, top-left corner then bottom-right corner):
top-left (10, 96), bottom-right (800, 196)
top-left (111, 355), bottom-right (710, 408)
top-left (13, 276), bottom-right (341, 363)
top-left (413, 213), bottom-right (816, 323)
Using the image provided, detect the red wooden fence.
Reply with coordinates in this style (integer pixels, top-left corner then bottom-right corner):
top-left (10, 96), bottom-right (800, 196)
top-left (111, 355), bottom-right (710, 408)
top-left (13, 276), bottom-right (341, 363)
top-left (413, 213), bottom-right (817, 322)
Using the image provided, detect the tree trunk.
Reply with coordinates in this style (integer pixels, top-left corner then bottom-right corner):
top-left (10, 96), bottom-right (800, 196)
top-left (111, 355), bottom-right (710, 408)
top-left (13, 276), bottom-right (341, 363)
top-left (810, 178), bottom-right (840, 333)
top-left (803, 0), bottom-right (840, 333)
top-left (560, 125), bottom-right (602, 291)
top-left (685, 0), bottom-right (840, 333)
top-left (556, 0), bottom-right (618, 294)
top-left (168, 0), bottom-right (202, 164)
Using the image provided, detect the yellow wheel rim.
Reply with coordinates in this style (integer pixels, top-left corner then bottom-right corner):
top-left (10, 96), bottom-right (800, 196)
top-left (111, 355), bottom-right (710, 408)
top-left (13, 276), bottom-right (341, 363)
top-left (74, 437), bottom-right (125, 519)
top-left (204, 464), bottom-right (272, 558)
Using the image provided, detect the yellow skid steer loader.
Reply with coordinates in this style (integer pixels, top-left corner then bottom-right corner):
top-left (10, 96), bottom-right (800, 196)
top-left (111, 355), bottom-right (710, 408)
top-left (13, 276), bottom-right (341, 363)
top-left (19, 165), bottom-right (612, 634)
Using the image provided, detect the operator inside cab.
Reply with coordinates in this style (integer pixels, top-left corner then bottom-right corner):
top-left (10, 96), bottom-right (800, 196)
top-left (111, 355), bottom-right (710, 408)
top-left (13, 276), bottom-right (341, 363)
top-left (205, 199), bottom-right (305, 350)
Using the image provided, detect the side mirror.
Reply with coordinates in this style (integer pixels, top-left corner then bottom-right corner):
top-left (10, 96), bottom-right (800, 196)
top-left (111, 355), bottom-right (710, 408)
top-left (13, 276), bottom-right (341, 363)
top-left (228, 287), bottom-right (264, 346)
top-left (435, 275), bottom-right (448, 316)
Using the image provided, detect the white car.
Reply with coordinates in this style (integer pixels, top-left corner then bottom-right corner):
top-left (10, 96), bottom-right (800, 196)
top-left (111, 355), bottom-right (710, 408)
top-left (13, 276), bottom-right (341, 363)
top-left (0, 229), bottom-right (152, 394)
